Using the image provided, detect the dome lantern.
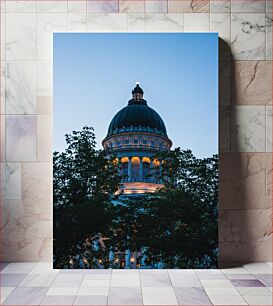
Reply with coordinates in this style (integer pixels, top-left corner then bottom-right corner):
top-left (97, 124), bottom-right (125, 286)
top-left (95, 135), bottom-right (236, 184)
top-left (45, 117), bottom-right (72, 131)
top-left (132, 83), bottom-right (143, 100)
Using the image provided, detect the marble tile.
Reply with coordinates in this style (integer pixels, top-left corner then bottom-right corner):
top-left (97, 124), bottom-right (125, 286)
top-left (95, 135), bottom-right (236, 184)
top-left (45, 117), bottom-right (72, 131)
top-left (108, 287), bottom-right (143, 305)
top-left (6, 115), bottom-right (36, 162)
top-left (37, 61), bottom-right (53, 97)
top-left (1, 63), bottom-right (6, 114)
top-left (204, 286), bottom-right (240, 296)
top-left (87, 13), bottom-right (127, 32)
top-left (195, 273), bottom-right (227, 280)
top-left (222, 267), bottom-right (254, 275)
top-left (210, 0), bottom-right (231, 13)
top-left (46, 286), bottom-right (78, 296)
top-left (231, 279), bottom-right (265, 287)
top-left (37, 1), bottom-right (68, 13)
top-left (144, 13), bottom-right (183, 32)
top-left (28, 262), bottom-right (57, 274)
top-left (6, 13), bottom-right (36, 60)
top-left (266, 14), bottom-right (272, 60)
top-left (19, 273), bottom-right (56, 287)
top-left (68, 13), bottom-right (87, 31)
top-left (0, 0), bottom-right (6, 13)
top-left (231, 61), bottom-right (272, 105)
top-left (225, 274), bottom-right (256, 279)
top-left (255, 274), bottom-right (273, 287)
top-left (231, 106), bottom-right (266, 152)
top-left (4, 163), bottom-right (21, 199)
top-left (87, 0), bottom-right (118, 13)
top-left (68, 0), bottom-right (87, 13)
top-left (146, 0), bottom-right (167, 13)
top-left (1, 263), bottom-right (37, 274)
top-left (119, 0), bottom-right (145, 12)
top-left (201, 279), bottom-right (234, 287)
top-left (6, 1), bottom-right (36, 12)
top-left (243, 295), bottom-right (272, 305)
top-left (237, 286), bottom-right (272, 295)
top-left (82, 279), bottom-right (110, 287)
top-left (0, 262), bottom-right (9, 271)
top-left (208, 294), bottom-right (248, 305)
top-left (168, 0), bottom-right (209, 13)
top-left (73, 295), bottom-right (108, 305)
top-left (128, 13), bottom-right (145, 31)
top-left (219, 60), bottom-right (231, 105)
top-left (1, 287), bottom-right (15, 304)
top-left (21, 162), bottom-right (52, 217)
top-left (210, 13), bottom-right (231, 60)
top-left (266, 106), bottom-right (272, 152)
top-left (142, 287), bottom-right (178, 305)
top-left (37, 96), bottom-right (53, 115)
top-left (1, 13), bottom-right (5, 60)
top-left (41, 295), bottom-right (75, 305)
top-left (231, 13), bottom-right (266, 60)
top-left (219, 209), bottom-right (272, 262)
top-left (266, 0), bottom-right (272, 12)
top-left (6, 61), bottom-right (36, 114)
top-left (169, 271), bottom-right (203, 287)
top-left (244, 262), bottom-right (272, 274)
top-left (140, 270), bottom-right (171, 286)
top-left (83, 273), bottom-right (111, 280)
top-left (3, 287), bottom-right (48, 305)
top-left (1, 273), bottom-right (27, 286)
top-left (219, 153), bottom-right (272, 209)
top-left (231, 0), bottom-right (266, 13)
top-left (219, 106), bottom-right (231, 152)
top-left (0, 116), bottom-right (5, 162)
top-left (184, 13), bottom-right (209, 32)
top-left (37, 13), bottom-right (67, 61)
top-left (174, 287), bottom-right (212, 305)
top-left (77, 286), bottom-right (109, 295)
top-left (110, 275), bottom-right (140, 287)
top-left (37, 115), bottom-right (52, 162)
top-left (52, 274), bottom-right (84, 287)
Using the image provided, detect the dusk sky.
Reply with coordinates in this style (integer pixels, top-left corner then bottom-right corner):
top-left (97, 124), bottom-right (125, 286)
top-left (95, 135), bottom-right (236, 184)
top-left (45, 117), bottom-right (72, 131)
top-left (54, 33), bottom-right (218, 158)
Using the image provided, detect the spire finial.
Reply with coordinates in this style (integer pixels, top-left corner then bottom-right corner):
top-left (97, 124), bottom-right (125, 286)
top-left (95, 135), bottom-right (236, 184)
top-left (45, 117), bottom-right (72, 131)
top-left (132, 82), bottom-right (143, 100)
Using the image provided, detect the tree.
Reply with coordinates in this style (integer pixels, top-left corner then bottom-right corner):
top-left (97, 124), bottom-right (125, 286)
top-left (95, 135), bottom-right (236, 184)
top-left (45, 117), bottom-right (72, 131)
top-left (53, 126), bottom-right (119, 268)
top-left (54, 127), bottom-right (218, 269)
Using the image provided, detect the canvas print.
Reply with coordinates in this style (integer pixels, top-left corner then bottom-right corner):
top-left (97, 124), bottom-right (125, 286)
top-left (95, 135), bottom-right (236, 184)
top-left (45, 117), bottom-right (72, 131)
top-left (53, 33), bottom-right (218, 269)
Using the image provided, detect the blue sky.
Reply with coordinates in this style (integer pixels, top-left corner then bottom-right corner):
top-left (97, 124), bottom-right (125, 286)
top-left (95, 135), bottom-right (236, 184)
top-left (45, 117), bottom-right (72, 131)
top-left (54, 33), bottom-right (218, 158)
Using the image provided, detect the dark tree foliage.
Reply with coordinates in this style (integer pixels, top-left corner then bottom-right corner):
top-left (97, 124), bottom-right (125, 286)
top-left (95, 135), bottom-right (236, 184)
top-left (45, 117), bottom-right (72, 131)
top-left (53, 127), bottom-right (218, 269)
top-left (53, 126), bottom-right (119, 268)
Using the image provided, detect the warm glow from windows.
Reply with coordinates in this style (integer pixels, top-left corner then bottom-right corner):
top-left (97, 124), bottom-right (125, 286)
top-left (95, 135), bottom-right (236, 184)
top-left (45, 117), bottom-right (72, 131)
top-left (153, 159), bottom-right (160, 167)
top-left (121, 157), bottom-right (129, 163)
top-left (142, 157), bottom-right (150, 163)
top-left (132, 156), bottom-right (140, 164)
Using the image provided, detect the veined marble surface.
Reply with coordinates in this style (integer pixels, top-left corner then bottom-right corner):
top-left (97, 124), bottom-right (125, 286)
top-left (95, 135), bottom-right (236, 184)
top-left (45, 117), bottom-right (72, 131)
top-left (231, 13), bottom-right (266, 60)
top-left (0, 0), bottom-right (271, 264)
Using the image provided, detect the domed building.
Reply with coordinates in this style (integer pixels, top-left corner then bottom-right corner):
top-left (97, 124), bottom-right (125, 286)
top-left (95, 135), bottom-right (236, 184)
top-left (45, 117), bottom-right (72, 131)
top-left (102, 83), bottom-right (172, 195)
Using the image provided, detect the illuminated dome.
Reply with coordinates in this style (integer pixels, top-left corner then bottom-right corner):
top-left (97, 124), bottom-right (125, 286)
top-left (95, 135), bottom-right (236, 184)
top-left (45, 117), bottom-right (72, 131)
top-left (102, 83), bottom-right (172, 196)
top-left (107, 84), bottom-right (167, 137)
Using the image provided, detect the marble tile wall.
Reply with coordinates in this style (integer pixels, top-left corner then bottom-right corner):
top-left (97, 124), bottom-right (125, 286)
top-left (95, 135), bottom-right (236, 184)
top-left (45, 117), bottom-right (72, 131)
top-left (0, 0), bottom-right (271, 264)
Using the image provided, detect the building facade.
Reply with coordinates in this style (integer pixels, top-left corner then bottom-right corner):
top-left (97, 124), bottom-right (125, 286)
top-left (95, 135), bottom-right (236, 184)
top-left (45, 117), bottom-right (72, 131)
top-left (102, 83), bottom-right (172, 196)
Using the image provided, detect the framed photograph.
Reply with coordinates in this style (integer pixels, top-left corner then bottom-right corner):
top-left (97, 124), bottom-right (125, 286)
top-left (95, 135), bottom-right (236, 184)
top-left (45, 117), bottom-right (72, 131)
top-left (53, 33), bottom-right (218, 269)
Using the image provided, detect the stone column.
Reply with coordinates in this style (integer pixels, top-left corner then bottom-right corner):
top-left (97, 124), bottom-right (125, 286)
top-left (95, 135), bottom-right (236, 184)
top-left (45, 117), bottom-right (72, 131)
top-left (125, 249), bottom-right (131, 269)
top-left (128, 157), bottom-right (132, 182)
top-left (159, 160), bottom-right (162, 184)
top-left (139, 157), bottom-right (143, 182)
top-left (150, 159), bottom-right (154, 183)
